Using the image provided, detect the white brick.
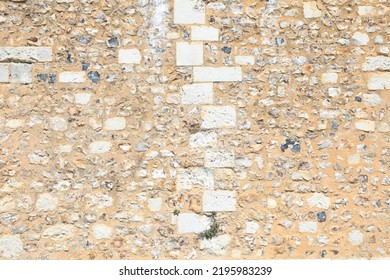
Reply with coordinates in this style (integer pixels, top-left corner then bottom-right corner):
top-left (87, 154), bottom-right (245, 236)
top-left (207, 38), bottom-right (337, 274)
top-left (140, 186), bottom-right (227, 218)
top-left (0, 64), bottom-right (9, 82)
top-left (201, 106), bottom-right (236, 129)
top-left (362, 93), bottom-right (381, 107)
top-left (352, 32), bottom-right (369, 46)
top-left (367, 73), bottom-right (390, 90)
top-left (203, 191), bottom-right (236, 212)
top-left (174, 0), bottom-right (205, 24)
top-left (118, 49), bottom-right (141, 64)
top-left (148, 198), bottom-right (162, 212)
top-left (234, 56), bottom-right (255, 65)
top-left (89, 141), bottom-right (113, 154)
top-left (0, 47), bottom-right (52, 62)
top-left (321, 73), bottom-right (338, 84)
top-left (50, 116), bottom-right (68, 132)
top-left (74, 93), bottom-right (91, 105)
top-left (194, 67), bottom-right (242, 82)
top-left (92, 224), bottom-right (113, 239)
top-left (205, 149), bottom-right (234, 168)
top-left (307, 193), bottom-right (330, 209)
top-left (181, 83), bottom-right (213, 104)
top-left (104, 117), bottom-right (126, 131)
top-left (348, 230), bottom-right (364, 245)
top-left (177, 168), bottom-right (214, 190)
top-left (59, 71), bottom-right (86, 83)
top-left (10, 63), bottom-right (32, 84)
top-left (176, 42), bottom-right (203, 66)
top-left (362, 56), bottom-right (390, 72)
top-left (355, 120), bottom-right (375, 132)
top-left (191, 26), bottom-right (219, 41)
top-left (200, 235), bottom-right (230, 256)
top-left (303, 2), bottom-right (322, 18)
top-left (189, 131), bottom-right (217, 148)
top-left (0, 236), bottom-right (23, 258)
top-left (178, 213), bottom-right (211, 234)
top-left (298, 221), bottom-right (317, 233)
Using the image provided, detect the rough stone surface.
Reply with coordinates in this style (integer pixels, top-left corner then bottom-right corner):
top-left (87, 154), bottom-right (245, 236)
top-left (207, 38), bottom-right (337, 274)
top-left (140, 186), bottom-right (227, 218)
top-left (200, 235), bottom-right (230, 256)
top-left (0, 0), bottom-right (388, 260)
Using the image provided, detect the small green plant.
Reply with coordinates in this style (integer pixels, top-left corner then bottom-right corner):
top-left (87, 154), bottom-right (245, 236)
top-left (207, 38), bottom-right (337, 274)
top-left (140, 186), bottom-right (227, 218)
top-left (199, 212), bottom-right (219, 240)
top-left (173, 209), bottom-right (180, 216)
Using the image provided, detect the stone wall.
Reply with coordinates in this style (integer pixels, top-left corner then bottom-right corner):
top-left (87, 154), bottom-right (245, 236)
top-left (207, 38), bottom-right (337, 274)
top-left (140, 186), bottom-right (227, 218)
top-left (0, 0), bottom-right (388, 259)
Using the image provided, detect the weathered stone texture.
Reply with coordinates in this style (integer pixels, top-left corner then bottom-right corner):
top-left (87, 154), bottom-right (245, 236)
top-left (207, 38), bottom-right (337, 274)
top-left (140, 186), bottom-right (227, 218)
top-left (0, 0), bottom-right (388, 261)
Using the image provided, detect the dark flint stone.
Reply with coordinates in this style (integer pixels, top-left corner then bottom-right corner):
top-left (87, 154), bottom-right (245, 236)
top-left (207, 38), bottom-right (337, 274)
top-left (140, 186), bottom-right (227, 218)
top-left (88, 71), bottom-right (100, 83)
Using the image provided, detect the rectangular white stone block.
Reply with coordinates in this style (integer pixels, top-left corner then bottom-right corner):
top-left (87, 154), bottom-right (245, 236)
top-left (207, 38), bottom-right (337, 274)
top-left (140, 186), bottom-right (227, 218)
top-left (189, 131), bottom-right (217, 148)
top-left (201, 106), bottom-right (236, 129)
top-left (181, 83), bottom-right (213, 104)
top-left (367, 73), bottom-right (390, 90)
top-left (355, 120), bottom-right (375, 132)
top-left (191, 26), bottom-right (219, 41)
top-left (176, 168), bottom-right (214, 190)
top-left (298, 221), bottom-right (317, 233)
top-left (0, 64), bottom-right (9, 82)
top-left (234, 56), bottom-right (255, 65)
top-left (178, 213), bottom-right (211, 234)
top-left (203, 191), bottom-right (236, 212)
top-left (205, 149), bottom-right (234, 168)
top-left (59, 71), bottom-right (86, 83)
top-left (176, 42), bottom-right (203, 66)
top-left (193, 67), bottom-right (242, 82)
top-left (118, 49), bottom-right (141, 64)
top-left (174, 0), bottom-right (205, 24)
top-left (10, 63), bottom-right (32, 84)
top-left (362, 56), bottom-right (390, 72)
top-left (0, 47), bottom-right (52, 62)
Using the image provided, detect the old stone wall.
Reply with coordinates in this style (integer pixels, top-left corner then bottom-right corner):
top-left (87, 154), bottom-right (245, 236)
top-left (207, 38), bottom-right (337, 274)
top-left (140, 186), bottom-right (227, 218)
top-left (0, 0), bottom-right (389, 259)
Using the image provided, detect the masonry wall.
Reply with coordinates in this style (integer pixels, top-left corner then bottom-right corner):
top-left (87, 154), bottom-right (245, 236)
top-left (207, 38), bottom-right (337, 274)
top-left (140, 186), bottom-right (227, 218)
top-left (0, 0), bottom-right (389, 259)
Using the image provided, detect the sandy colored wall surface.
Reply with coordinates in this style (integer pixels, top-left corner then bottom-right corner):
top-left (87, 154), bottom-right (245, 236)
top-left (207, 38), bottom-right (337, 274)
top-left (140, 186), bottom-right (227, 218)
top-left (0, 0), bottom-right (389, 259)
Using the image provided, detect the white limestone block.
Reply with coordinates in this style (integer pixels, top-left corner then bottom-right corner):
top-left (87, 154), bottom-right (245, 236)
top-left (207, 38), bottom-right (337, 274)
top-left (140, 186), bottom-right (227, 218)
top-left (118, 49), bottom-right (141, 64)
top-left (59, 71), bottom-right (86, 83)
top-left (174, 0), bottom-right (205, 24)
top-left (201, 106), bottom-right (236, 129)
top-left (367, 73), bottom-right (390, 90)
top-left (298, 221), bottom-right (317, 233)
top-left (10, 63), bottom-right (32, 84)
top-left (176, 42), bottom-right (203, 66)
top-left (178, 213), bottom-right (211, 234)
top-left (189, 131), bottom-right (217, 148)
top-left (205, 149), bottom-right (235, 168)
top-left (177, 168), bottom-right (214, 190)
top-left (193, 67), bottom-right (242, 82)
top-left (181, 83), bottom-right (213, 104)
top-left (191, 26), bottom-right (219, 41)
top-left (203, 191), bottom-right (236, 212)
top-left (355, 120), bottom-right (375, 132)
